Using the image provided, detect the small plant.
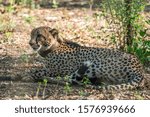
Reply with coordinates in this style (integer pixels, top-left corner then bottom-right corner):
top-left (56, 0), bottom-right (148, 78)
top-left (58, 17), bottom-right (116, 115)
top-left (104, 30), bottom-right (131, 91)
top-left (79, 89), bottom-right (88, 97)
top-left (63, 76), bottom-right (72, 95)
top-left (24, 16), bottom-right (35, 24)
top-left (134, 91), bottom-right (144, 100)
top-left (1, 32), bottom-right (13, 43)
top-left (19, 54), bottom-right (29, 63)
top-left (0, 15), bottom-right (16, 33)
top-left (53, 76), bottom-right (62, 98)
top-left (82, 77), bottom-right (92, 86)
top-left (52, 0), bottom-right (59, 8)
top-left (35, 78), bottom-right (48, 99)
top-left (88, 0), bottom-right (94, 13)
top-left (5, 5), bottom-right (15, 13)
top-left (42, 78), bottom-right (48, 99)
top-left (0, 22), bottom-right (16, 33)
top-left (36, 81), bottom-right (42, 98)
top-left (56, 76), bottom-right (62, 86)
top-left (64, 82), bottom-right (72, 95)
top-left (4, 32), bottom-right (12, 38)
top-left (16, 0), bottom-right (36, 8)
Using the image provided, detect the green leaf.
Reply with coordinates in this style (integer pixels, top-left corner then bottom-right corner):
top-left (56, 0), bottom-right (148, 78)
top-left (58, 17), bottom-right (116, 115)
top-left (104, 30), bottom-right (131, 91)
top-left (139, 30), bottom-right (146, 37)
top-left (146, 20), bottom-right (150, 25)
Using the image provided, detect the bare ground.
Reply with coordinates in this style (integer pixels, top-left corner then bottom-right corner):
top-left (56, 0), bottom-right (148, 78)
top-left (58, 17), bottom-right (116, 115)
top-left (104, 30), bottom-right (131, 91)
top-left (0, 4), bottom-right (150, 99)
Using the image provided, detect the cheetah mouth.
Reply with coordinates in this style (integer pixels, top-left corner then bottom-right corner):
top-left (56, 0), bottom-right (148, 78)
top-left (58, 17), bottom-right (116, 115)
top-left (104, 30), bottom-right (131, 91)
top-left (36, 45), bottom-right (42, 52)
top-left (29, 42), bottom-right (40, 51)
top-left (37, 44), bottom-right (52, 55)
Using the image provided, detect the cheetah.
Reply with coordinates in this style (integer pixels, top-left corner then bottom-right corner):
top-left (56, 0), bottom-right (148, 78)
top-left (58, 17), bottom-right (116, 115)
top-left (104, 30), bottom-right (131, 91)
top-left (29, 26), bottom-right (144, 90)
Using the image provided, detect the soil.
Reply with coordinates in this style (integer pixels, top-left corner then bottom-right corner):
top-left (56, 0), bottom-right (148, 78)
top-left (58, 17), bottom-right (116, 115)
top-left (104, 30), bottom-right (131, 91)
top-left (0, 1), bottom-right (150, 100)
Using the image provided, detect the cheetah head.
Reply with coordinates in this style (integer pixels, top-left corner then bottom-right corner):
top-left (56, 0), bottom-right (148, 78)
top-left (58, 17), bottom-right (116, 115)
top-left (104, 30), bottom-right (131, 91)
top-left (29, 26), bottom-right (61, 57)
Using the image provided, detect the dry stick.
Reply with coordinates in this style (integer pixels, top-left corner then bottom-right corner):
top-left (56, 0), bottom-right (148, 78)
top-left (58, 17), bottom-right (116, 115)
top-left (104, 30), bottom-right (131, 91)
top-left (35, 82), bottom-right (41, 98)
top-left (105, 0), bottom-right (118, 45)
top-left (105, 0), bottom-right (129, 49)
top-left (53, 77), bottom-right (63, 99)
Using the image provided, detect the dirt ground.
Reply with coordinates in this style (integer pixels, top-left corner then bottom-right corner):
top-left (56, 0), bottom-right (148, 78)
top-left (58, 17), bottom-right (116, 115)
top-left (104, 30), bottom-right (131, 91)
top-left (0, 1), bottom-right (150, 100)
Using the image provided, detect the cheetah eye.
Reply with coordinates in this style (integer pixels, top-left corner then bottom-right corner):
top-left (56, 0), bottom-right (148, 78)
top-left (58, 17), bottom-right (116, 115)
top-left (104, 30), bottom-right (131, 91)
top-left (36, 34), bottom-right (41, 38)
top-left (36, 34), bottom-right (44, 42)
top-left (43, 42), bottom-right (49, 46)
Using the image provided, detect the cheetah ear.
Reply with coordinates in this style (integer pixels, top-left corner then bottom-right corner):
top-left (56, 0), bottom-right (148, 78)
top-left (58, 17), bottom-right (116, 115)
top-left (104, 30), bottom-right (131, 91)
top-left (49, 28), bottom-right (59, 38)
top-left (49, 28), bottom-right (63, 43)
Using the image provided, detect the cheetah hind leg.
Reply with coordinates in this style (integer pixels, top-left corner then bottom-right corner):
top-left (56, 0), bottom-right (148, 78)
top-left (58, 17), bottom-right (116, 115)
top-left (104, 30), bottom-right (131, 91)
top-left (69, 61), bottom-right (98, 86)
top-left (69, 61), bottom-right (143, 91)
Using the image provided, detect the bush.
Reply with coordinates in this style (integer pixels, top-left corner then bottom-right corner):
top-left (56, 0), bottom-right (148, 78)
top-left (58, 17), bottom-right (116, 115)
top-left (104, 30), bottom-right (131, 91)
top-left (102, 0), bottom-right (149, 64)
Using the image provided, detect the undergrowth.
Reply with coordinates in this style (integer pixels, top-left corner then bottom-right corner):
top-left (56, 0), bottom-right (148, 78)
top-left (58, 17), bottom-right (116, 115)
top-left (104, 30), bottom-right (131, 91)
top-left (101, 0), bottom-right (150, 65)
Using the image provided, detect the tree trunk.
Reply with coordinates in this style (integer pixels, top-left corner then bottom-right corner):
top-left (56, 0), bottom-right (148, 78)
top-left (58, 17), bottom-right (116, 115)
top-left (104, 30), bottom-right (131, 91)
top-left (124, 0), bottom-right (133, 46)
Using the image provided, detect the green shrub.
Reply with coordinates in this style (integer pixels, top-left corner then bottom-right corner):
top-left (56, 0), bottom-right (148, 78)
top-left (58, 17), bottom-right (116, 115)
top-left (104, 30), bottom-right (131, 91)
top-left (102, 0), bottom-right (149, 64)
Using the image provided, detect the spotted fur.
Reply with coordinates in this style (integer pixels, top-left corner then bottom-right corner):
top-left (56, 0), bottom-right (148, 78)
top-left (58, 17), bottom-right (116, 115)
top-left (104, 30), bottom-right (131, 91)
top-left (29, 26), bottom-right (144, 90)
